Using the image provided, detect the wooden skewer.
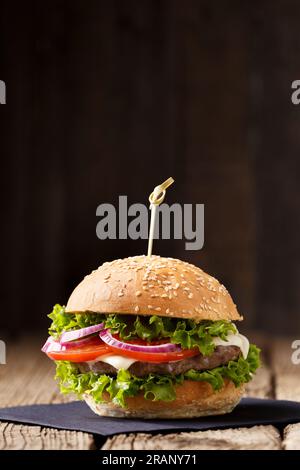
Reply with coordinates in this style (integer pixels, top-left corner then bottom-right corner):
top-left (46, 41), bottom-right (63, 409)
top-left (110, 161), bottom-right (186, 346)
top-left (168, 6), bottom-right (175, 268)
top-left (147, 177), bottom-right (174, 257)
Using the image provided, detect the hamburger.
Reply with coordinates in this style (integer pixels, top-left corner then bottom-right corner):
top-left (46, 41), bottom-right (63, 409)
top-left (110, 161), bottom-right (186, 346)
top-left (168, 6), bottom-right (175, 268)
top-left (42, 255), bottom-right (260, 419)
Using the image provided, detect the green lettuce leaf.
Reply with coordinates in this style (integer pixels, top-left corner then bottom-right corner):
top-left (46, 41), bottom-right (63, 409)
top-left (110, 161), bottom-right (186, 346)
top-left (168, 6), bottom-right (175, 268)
top-left (48, 304), bottom-right (104, 339)
top-left (48, 304), bottom-right (236, 355)
top-left (185, 344), bottom-right (261, 389)
top-left (54, 344), bottom-right (261, 408)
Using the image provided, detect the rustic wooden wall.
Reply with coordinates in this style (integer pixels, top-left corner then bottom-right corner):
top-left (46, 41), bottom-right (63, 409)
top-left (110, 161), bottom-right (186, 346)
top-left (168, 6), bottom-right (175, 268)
top-left (0, 0), bottom-right (299, 335)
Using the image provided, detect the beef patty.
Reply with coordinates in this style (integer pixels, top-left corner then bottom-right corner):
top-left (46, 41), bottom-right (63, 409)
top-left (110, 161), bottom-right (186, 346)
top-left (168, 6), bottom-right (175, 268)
top-left (77, 345), bottom-right (240, 377)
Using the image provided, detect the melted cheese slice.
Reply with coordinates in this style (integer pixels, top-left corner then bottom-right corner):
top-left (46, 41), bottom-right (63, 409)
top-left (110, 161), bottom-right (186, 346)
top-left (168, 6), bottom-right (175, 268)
top-left (87, 354), bottom-right (137, 370)
top-left (213, 332), bottom-right (249, 359)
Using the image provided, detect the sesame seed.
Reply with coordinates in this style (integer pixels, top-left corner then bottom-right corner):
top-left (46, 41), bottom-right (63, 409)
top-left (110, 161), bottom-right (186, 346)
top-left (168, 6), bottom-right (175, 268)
top-left (161, 293), bottom-right (168, 298)
top-left (148, 305), bottom-right (153, 309)
top-left (188, 293), bottom-right (193, 299)
top-left (175, 283), bottom-right (180, 289)
top-left (166, 308), bottom-right (170, 314)
top-left (173, 291), bottom-right (177, 297)
top-left (135, 306), bottom-right (140, 313)
top-left (155, 307), bottom-right (161, 312)
top-left (135, 291), bottom-right (142, 297)
top-left (181, 280), bottom-right (187, 285)
top-left (150, 294), bottom-right (159, 298)
top-left (183, 287), bottom-right (190, 291)
top-left (118, 292), bottom-right (124, 297)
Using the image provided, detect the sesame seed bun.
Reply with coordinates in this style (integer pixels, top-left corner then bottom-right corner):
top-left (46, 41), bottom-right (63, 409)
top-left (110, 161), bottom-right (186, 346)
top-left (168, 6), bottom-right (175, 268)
top-left (66, 255), bottom-right (242, 322)
top-left (83, 379), bottom-right (244, 419)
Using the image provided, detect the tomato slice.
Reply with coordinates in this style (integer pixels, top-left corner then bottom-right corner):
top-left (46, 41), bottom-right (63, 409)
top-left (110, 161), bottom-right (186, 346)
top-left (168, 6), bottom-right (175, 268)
top-left (45, 334), bottom-right (199, 363)
top-left (46, 337), bottom-right (112, 362)
top-left (106, 344), bottom-right (199, 363)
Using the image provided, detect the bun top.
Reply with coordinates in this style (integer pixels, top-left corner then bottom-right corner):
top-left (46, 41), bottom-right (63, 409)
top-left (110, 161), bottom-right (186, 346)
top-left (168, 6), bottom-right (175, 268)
top-left (66, 255), bottom-right (242, 322)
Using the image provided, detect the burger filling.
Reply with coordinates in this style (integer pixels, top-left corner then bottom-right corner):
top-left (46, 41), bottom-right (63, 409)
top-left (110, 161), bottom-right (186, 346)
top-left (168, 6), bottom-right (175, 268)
top-left (78, 345), bottom-right (241, 376)
top-left (43, 304), bottom-right (260, 408)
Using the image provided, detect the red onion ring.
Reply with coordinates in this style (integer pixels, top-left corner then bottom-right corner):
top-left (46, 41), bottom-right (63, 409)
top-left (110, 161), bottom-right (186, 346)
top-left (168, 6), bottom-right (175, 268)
top-left (42, 337), bottom-right (66, 353)
top-left (99, 329), bottom-right (182, 353)
top-left (60, 322), bottom-right (104, 344)
top-left (41, 335), bottom-right (101, 353)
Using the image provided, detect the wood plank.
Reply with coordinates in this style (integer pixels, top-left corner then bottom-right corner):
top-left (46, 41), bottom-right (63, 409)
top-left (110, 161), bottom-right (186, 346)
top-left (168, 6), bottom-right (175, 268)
top-left (283, 423), bottom-right (300, 450)
top-left (183, 0), bottom-right (256, 322)
top-left (245, 331), bottom-right (274, 398)
top-left (0, 337), bottom-right (71, 407)
top-left (245, 365), bottom-right (273, 398)
top-left (102, 425), bottom-right (281, 450)
top-left (0, 422), bottom-right (94, 450)
top-left (0, 338), bottom-right (90, 450)
top-left (270, 338), bottom-right (300, 401)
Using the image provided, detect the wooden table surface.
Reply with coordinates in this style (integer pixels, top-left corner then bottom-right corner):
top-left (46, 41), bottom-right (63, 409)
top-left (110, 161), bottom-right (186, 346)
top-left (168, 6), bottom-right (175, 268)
top-left (0, 334), bottom-right (300, 450)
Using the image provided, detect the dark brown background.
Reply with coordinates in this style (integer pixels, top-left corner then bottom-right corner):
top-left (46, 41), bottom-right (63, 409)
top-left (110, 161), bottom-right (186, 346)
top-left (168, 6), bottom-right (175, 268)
top-left (0, 0), bottom-right (299, 335)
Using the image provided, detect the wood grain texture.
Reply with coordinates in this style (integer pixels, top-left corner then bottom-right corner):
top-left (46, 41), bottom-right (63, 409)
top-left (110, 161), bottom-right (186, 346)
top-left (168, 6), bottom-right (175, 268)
top-left (0, 423), bottom-right (94, 450)
top-left (245, 365), bottom-right (273, 399)
top-left (102, 426), bottom-right (281, 450)
top-left (2, 1), bottom-right (300, 337)
top-left (283, 423), bottom-right (300, 450)
top-left (245, 331), bottom-right (273, 398)
top-left (182, 0), bottom-right (256, 324)
top-left (0, 337), bottom-right (86, 450)
top-left (0, 337), bottom-right (72, 407)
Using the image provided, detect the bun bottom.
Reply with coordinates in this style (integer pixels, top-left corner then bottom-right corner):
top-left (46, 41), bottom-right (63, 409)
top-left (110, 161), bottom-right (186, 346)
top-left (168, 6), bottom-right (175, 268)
top-left (83, 379), bottom-right (244, 419)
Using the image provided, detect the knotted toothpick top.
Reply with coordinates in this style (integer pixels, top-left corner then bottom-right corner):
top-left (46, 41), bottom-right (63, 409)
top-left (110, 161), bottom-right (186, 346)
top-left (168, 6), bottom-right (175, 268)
top-left (147, 177), bottom-right (174, 257)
